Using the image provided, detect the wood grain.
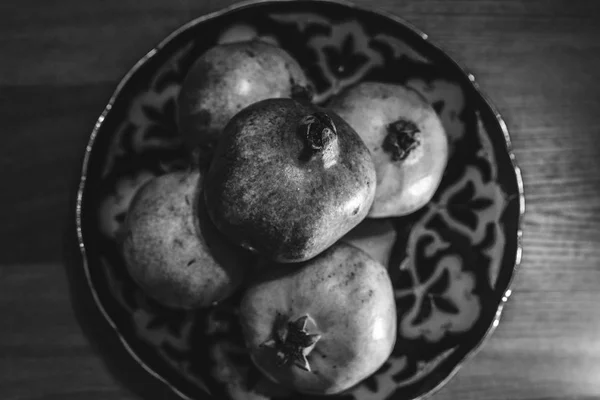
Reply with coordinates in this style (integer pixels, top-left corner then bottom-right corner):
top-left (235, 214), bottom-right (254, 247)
top-left (1, 0), bottom-right (600, 399)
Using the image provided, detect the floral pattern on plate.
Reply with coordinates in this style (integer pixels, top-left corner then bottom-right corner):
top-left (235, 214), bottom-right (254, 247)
top-left (78, 2), bottom-right (523, 400)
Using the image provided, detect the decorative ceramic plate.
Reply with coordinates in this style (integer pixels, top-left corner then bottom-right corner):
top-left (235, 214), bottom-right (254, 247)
top-left (76, 1), bottom-right (525, 399)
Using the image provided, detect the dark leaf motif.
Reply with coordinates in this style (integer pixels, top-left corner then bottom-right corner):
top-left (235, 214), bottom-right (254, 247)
top-left (412, 296), bottom-right (433, 325)
top-left (341, 33), bottom-right (355, 56)
top-left (429, 269), bottom-right (450, 296)
top-left (322, 34), bottom-right (369, 79)
top-left (141, 104), bottom-right (163, 122)
top-left (395, 293), bottom-right (417, 318)
top-left (306, 63), bottom-right (331, 93)
top-left (448, 206), bottom-right (478, 231)
top-left (432, 296), bottom-right (460, 314)
top-left (143, 98), bottom-right (179, 140)
top-left (362, 374), bottom-right (379, 392)
top-left (450, 181), bottom-right (475, 205)
top-left (450, 180), bottom-right (493, 211)
top-left (392, 268), bottom-right (414, 293)
top-left (479, 222), bottom-right (497, 250)
top-left (446, 180), bottom-right (494, 231)
top-left (474, 155), bottom-right (493, 183)
top-left (345, 53), bottom-right (370, 78)
top-left (471, 198), bottom-right (494, 211)
top-left (392, 358), bottom-right (418, 382)
top-left (424, 213), bottom-right (446, 232)
top-left (162, 97), bottom-right (177, 124)
top-left (376, 361), bottom-right (392, 374)
top-left (415, 235), bottom-right (437, 283)
top-left (432, 100), bottom-right (444, 114)
top-left (368, 38), bottom-right (395, 63)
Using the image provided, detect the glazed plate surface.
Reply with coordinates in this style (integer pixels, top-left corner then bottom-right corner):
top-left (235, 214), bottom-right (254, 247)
top-left (76, 1), bottom-right (524, 399)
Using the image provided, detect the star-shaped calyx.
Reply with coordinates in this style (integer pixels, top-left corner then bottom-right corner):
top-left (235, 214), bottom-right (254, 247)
top-left (260, 314), bottom-right (321, 372)
top-left (298, 112), bottom-right (339, 167)
top-left (384, 119), bottom-right (421, 161)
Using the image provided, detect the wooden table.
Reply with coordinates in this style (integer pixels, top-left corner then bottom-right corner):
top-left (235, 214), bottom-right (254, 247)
top-left (2, 0), bottom-right (600, 399)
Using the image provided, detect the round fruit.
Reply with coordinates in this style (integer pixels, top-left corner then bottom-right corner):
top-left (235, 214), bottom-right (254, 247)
top-left (239, 242), bottom-right (397, 395)
top-left (97, 170), bottom-right (155, 240)
top-left (329, 82), bottom-right (449, 217)
top-left (341, 218), bottom-right (397, 267)
top-left (121, 170), bottom-right (248, 309)
top-left (204, 98), bottom-right (376, 263)
top-left (177, 40), bottom-right (312, 152)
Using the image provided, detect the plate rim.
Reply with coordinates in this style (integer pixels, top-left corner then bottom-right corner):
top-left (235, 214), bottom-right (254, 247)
top-left (75, 1), bottom-right (525, 399)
